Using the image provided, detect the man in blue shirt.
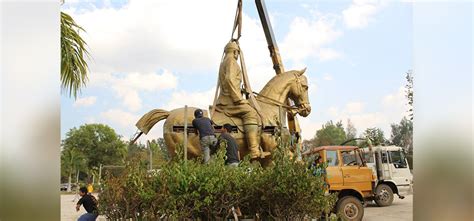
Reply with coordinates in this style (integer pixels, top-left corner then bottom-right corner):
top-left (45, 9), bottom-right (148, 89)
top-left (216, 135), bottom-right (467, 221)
top-left (192, 109), bottom-right (217, 163)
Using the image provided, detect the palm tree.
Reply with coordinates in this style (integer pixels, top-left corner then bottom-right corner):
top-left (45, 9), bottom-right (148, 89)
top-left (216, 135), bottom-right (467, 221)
top-left (61, 11), bottom-right (90, 98)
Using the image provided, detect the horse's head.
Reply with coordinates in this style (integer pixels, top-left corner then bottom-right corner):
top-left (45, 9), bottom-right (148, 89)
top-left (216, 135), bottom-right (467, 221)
top-left (288, 68), bottom-right (311, 117)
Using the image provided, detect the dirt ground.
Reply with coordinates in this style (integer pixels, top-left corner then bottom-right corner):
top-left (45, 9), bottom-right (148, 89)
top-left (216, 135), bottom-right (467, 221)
top-left (61, 194), bottom-right (413, 220)
top-left (61, 193), bottom-right (106, 221)
top-left (364, 195), bottom-right (413, 221)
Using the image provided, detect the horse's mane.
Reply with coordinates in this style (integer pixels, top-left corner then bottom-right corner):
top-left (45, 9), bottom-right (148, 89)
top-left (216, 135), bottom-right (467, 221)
top-left (259, 70), bottom-right (300, 96)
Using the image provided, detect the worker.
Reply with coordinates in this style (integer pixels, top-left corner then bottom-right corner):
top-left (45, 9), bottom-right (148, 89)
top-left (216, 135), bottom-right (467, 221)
top-left (192, 108), bottom-right (217, 163)
top-left (217, 123), bottom-right (240, 167)
top-left (87, 182), bottom-right (93, 195)
top-left (215, 40), bottom-right (270, 159)
top-left (76, 187), bottom-right (99, 221)
top-left (309, 156), bottom-right (325, 176)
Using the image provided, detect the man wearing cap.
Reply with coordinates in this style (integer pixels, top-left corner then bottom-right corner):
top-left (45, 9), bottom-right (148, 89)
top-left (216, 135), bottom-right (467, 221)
top-left (215, 41), bottom-right (270, 159)
top-left (192, 109), bottom-right (216, 163)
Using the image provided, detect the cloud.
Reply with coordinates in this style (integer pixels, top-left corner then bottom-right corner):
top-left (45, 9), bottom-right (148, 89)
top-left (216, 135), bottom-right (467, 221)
top-left (345, 101), bottom-right (365, 113)
top-left (90, 70), bottom-right (177, 111)
top-left (85, 116), bottom-right (97, 124)
top-left (64, 0), bottom-right (252, 74)
top-left (65, 0), bottom-right (280, 107)
top-left (383, 86), bottom-right (405, 107)
top-left (322, 87), bottom-right (407, 136)
top-left (323, 73), bottom-right (333, 81)
top-left (318, 48), bottom-right (342, 61)
top-left (342, 0), bottom-right (386, 29)
top-left (281, 15), bottom-right (342, 64)
top-left (99, 108), bottom-right (166, 142)
top-left (163, 88), bottom-right (216, 111)
top-left (382, 86), bottom-right (407, 121)
top-left (73, 96), bottom-right (97, 107)
top-left (101, 109), bottom-right (140, 129)
top-left (299, 117), bottom-right (323, 140)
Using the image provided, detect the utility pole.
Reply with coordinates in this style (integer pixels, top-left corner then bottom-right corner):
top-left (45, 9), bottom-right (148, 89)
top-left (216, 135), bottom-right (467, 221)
top-left (147, 140), bottom-right (153, 170)
top-left (183, 105), bottom-right (188, 162)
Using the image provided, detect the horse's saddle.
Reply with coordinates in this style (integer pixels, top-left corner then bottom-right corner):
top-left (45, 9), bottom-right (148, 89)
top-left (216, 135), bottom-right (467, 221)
top-left (210, 106), bottom-right (278, 135)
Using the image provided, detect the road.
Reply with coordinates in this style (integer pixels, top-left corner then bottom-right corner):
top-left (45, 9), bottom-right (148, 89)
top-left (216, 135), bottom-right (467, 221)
top-left (61, 194), bottom-right (413, 220)
top-left (364, 195), bottom-right (413, 221)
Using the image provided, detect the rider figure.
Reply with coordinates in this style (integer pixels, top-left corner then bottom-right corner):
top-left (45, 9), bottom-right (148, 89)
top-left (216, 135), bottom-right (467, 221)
top-left (216, 40), bottom-right (271, 159)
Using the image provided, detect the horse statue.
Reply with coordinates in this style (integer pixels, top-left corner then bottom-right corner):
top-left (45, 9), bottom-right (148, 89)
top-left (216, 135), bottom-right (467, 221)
top-left (135, 69), bottom-right (311, 165)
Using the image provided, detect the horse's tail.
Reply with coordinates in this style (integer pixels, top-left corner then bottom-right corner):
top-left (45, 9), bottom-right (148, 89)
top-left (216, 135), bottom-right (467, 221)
top-left (135, 109), bottom-right (170, 135)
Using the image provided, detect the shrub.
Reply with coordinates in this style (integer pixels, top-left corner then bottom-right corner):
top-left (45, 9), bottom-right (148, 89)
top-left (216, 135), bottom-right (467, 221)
top-left (99, 145), bottom-right (336, 220)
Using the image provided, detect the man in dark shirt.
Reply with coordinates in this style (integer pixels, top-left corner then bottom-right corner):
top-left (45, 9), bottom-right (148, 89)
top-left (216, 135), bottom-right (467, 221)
top-left (218, 123), bottom-right (240, 167)
top-left (76, 187), bottom-right (99, 221)
top-left (192, 109), bottom-right (217, 163)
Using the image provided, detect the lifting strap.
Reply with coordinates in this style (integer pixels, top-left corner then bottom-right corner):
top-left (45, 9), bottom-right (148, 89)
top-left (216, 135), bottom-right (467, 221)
top-left (210, 52), bottom-right (225, 118)
top-left (237, 41), bottom-right (264, 123)
top-left (231, 0), bottom-right (243, 41)
top-left (211, 0), bottom-right (264, 126)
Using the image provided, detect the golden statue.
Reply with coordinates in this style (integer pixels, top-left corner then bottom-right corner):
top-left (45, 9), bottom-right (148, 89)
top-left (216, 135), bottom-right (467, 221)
top-left (135, 42), bottom-right (311, 164)
top-left (215, 41), bottom-right (270, 159)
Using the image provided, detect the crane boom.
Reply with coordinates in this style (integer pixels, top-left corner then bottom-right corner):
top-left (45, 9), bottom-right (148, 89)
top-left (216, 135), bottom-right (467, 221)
top-left (255, 0), bottom-right (285, 75)
top-left (255, 0), bottom-right (301, 138)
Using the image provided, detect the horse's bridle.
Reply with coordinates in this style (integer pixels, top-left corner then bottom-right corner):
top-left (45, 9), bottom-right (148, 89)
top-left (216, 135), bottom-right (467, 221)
top-left (254, 73), bottom-right (310, 114)
top-left (292, 73), bottom-right (310, 112)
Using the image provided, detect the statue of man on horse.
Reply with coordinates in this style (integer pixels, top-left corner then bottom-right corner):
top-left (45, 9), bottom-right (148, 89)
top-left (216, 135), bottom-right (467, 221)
top-left (215, 40), bottom-right (271, 159)
top-left (132, 0), bottom-right (311, 165)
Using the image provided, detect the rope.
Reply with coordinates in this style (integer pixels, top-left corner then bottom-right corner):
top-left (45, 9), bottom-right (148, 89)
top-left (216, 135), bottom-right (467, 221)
top-left (212, 0), bottom-right (242, 118)
top-left (231, 0), bottom-right (243, 41)
top-left (252, 91), bottom-right (297, 110)
top-left (210, 52), bottom-right (226, 118)
top-left (236, 42), bottom-right (264, 122)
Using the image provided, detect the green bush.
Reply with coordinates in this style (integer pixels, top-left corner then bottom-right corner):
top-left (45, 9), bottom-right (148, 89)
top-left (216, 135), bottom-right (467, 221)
top-left (99, 146), bottom-right (336, 220)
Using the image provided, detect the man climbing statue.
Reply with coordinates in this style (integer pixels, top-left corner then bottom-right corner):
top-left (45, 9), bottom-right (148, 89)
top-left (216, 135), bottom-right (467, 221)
top-left (216, 40), bottom-right (271, 159)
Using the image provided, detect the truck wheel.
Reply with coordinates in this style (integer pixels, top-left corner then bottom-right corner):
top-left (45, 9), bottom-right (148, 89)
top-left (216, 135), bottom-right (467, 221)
top-left (336, 196), bottom-right (364, 221)
top-left (375, 184), bottom-right (394, 207)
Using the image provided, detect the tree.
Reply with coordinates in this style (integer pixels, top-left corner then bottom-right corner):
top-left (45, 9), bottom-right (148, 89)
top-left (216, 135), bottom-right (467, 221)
top-left (126, 139), bottom-right (169, 170)
top-left (126, 142), bottom-right (149, 169)
top-left (390, 117), bottom-right (413, 168)
top-left (149, 138), bottom-right (170, 166)
top-left (155, 138), bottom-right (170, 161)
top-left (61, 11), bottom-right (90, 98)
top-left (61, 147), bottom-right (86, 191)
top-left (62, 124), bottom-right (127, 181)
top-left (405, 70), bottom-right (413, 121)
top-left (362, 127), bottom-right (387, 146)
top-left (344, 119), bottom-right (358, 145)
top-left (127, 142), bottom-right (147, 159)
top-left (390, 117), bottom-right (413, 150)
top-left (310, 121), bottom-right (347, 146)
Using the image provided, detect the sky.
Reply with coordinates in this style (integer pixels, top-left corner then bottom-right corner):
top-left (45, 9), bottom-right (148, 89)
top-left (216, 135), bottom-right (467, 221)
top-left (61, 0), bottom-right (413, 143)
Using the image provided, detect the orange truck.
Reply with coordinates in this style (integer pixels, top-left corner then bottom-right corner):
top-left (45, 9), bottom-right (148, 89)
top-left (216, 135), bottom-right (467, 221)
top-left (304, 146), bottom-right (373, 220)
top-left (302, 145), bottom-right (413, 220)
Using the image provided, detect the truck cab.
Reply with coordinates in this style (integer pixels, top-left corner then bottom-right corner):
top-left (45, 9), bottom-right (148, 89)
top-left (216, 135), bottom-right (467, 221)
top-left (304, 146), bottom-right (374, 221)
top-left (303, 145), bottom-right (413, 220)
top-left (360, 146), bottom-right (413, 200)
